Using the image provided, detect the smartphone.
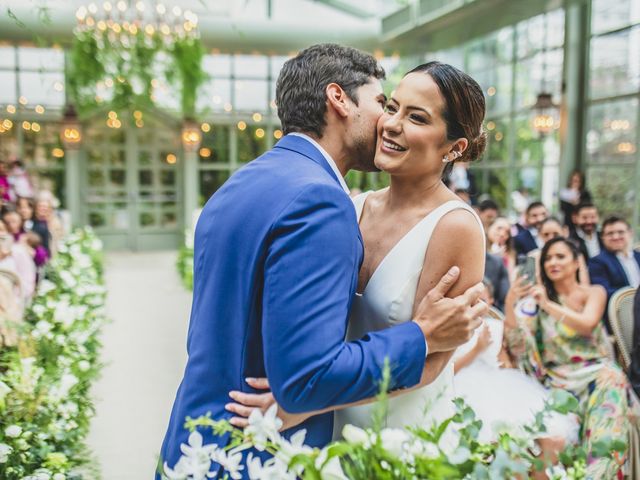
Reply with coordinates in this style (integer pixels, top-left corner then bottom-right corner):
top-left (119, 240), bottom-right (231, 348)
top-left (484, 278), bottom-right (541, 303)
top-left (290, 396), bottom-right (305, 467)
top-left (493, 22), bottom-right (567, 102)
top-left (516, 254), bottom-right (536, 283)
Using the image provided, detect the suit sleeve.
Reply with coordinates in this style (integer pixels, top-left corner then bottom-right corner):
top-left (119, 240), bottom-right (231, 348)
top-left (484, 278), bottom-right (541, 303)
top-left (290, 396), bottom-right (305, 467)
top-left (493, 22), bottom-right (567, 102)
top-left (588, 256), bottom-right (616, 299)
top-left (262, 184), bottom-right (425, 413)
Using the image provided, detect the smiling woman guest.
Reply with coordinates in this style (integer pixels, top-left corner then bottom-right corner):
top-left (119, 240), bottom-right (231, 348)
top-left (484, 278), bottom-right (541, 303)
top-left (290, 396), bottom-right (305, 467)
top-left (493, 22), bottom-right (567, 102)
top-left (504, 237), bottom-right (637, 478)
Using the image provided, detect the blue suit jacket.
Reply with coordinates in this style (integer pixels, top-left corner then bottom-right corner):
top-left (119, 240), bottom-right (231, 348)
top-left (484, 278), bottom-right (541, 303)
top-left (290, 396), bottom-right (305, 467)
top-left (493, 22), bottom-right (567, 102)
top-left (158, 135), bottom-right (425, 477)
top-left (588, 249), bottom-right (640, 299)
top-left (514, 228), bottom-right (538, 255)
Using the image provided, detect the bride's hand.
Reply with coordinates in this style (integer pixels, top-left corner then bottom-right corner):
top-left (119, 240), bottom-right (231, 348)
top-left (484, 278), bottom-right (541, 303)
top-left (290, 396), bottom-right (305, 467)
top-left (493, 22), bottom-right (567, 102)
top-left (226, 378), bottom-right (310, 431)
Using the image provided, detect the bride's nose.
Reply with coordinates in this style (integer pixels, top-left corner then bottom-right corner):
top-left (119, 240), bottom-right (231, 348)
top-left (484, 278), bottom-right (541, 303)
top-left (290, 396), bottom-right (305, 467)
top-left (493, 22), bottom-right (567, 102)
top-left (382, 112), bottom-right (402, 135)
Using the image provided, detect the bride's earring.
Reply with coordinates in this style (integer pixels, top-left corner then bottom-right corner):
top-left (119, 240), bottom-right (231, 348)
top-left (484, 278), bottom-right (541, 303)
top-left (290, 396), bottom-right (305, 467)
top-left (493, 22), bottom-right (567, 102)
top-left (442, 155), bottom-right (452, 163)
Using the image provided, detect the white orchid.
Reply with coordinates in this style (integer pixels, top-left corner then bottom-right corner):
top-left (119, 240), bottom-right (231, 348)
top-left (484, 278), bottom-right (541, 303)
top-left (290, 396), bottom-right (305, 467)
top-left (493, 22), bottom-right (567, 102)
top-left (163, 431), bottom-right (218, 480)
top-left (379, 428), bottom-right (411, 458)
top-left (245, 404), bottom-right (283, 451)
top-left (210, 445), bottom-right (246, 480)
top-left (246, 453), bottom-right (295, 480)
top-left (340, 424), bottom-right (370, 447)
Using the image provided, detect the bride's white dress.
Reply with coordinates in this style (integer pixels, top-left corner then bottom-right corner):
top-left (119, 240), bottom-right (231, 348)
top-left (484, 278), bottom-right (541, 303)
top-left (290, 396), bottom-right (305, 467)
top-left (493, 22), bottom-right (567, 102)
top-left (333, 192), bottom-right (483, 438)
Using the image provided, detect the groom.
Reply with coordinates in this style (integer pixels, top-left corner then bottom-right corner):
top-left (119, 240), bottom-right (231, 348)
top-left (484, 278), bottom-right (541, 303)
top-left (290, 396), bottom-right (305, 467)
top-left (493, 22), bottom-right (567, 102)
top-left (159, 44), bottom-right (487, 476)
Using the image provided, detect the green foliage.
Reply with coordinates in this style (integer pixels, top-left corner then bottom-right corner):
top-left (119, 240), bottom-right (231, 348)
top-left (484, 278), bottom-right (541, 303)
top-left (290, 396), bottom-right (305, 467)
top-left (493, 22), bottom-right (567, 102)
top-left (176, 232), bottom-right (194, 290)
top-left (68, 28), bottom-right (207, 119)
top-left (0, 228), bottom-right (107, 479)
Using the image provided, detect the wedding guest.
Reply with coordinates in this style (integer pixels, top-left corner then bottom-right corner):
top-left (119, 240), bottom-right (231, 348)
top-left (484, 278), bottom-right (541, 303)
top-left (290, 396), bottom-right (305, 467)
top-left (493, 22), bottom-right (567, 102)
top-left (0, 219), bottom-right (35, 301)
top-left (505, 237), bottom-right (636, 478)
top-left (0, 160), bottom-right (10, 202)
top-left (35, 192), bottom-right (64, 256)
top-left (484, 251), bottom-right (509, 311)
top-left (3, 210), bottom-right (25, 242)
top-left (559, 170), bottom-right (592, 230)
top-left (514, 201), bottom-right (548, 255)
top-left (569, 202), bottom-right (603, 260)
top-left (7, 159), bottom-right (34, 200)
top-left (631, 288), bottom-right (640, 397)
top-left (487, 216), bottom-right (517, 278)
top-left (16, 196), bottom-right (35, 231)
top-left (589, 216), bottom-right (640, 299)
top-left (476, 198), bottom-right (499, 232)
top-left (2, 210), bottom-right (48, 267)
top-left (527, 218), bottom-right (589, 284)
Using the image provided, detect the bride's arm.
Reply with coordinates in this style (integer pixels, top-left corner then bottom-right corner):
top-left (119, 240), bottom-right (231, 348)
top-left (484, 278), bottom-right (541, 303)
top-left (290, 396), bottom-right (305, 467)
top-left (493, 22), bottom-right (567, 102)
top-left (409, 208), bottom-right (487, 377)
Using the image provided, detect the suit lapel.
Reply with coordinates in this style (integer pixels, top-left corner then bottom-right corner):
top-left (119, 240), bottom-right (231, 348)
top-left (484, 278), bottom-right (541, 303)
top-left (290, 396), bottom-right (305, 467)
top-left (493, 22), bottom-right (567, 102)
top-left (274, 135), bottom-right (343, 189)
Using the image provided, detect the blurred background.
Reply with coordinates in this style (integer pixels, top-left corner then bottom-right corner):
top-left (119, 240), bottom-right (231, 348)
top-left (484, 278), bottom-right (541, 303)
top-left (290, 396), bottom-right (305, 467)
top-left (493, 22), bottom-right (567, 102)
top-left (0, 0), bottom-right (637, 249)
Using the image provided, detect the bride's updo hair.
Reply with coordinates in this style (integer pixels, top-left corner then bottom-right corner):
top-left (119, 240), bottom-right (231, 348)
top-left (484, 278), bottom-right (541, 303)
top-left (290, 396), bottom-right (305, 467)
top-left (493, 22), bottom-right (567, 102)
top-left (406, 62), bottom-right (487, 163)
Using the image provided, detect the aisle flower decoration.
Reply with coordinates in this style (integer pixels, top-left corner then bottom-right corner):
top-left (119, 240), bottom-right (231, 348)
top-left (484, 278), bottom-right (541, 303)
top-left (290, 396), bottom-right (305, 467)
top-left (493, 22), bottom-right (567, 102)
top-left (0, 228), bottom-right (107, 480)
top-left (161, 364), bottom-right (627, 480)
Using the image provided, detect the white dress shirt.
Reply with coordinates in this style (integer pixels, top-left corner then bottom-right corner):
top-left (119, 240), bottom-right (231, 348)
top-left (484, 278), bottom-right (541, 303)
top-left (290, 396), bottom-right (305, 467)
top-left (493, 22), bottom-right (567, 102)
top-left (617, 250), bottom-right (640, 288)
top-left (288, 133), bottom-right (350, 195)
top-left (576, 229), bottom-right (601, 258)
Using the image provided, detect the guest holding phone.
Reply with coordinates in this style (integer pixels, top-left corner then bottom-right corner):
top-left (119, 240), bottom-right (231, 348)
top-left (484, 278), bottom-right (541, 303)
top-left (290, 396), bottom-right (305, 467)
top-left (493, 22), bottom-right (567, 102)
top-left (504, 237), bottom-right (637, 478)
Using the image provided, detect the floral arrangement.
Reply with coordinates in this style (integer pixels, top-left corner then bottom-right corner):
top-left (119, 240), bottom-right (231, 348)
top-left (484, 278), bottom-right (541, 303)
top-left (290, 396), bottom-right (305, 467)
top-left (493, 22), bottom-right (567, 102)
top-left (161, 366), bottom-right (627, 480)
top-left (0, 228), bottom-right (107, 480)
top-left (176, 229), bottom-right (194, 291)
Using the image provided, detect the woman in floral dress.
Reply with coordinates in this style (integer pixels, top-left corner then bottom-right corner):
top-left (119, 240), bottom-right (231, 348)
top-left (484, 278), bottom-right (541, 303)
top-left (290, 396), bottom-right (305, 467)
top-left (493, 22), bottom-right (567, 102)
top-left (504, 237), bottom-right (635, 478)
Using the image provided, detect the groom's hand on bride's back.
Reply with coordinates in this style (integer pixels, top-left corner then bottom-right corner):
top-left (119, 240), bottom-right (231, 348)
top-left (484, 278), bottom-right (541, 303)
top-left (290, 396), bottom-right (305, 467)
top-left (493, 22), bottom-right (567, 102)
top-left (413, 266), bottom-right (487, 353)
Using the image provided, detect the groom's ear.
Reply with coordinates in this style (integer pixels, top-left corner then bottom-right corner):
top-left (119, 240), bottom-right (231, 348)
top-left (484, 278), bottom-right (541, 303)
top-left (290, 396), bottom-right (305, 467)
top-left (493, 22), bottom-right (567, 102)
top-left (325, 83), bottom-right (350, 119)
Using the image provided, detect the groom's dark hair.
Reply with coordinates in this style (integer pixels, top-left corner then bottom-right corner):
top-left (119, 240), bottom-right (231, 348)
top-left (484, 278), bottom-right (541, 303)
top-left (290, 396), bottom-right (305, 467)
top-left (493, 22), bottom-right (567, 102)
top-left (276, 44), bottom-right (385, 138)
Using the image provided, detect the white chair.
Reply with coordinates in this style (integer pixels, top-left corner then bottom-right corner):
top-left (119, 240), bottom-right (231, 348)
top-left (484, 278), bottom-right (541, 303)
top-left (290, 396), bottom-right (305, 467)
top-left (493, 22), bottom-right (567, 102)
top-left (608, 286), bottom-right (637, 370)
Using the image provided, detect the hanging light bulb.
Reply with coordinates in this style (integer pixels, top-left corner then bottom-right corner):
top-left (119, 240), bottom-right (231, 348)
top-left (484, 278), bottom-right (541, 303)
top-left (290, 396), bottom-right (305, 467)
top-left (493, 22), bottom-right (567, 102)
top-left (531, 92), bottom-right (559, 136)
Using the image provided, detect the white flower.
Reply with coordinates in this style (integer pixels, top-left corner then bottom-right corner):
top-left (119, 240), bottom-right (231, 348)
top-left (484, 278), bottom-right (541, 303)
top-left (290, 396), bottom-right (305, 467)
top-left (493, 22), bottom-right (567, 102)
top-left (341, 424), bottom-right (370, 446)
top-left (245, 404), bottom-right (283, 451)
top-left (53, 300), bottom-right (75, 327)
top-left (38, 279), bottom-right (56, 295)
top-left (33, 320), bottom-right (53, 338)
top-left (163, 431), bottom-right (218, 480)
top-left (77, 360), bottom-right (91, 372)
top-left (315, 449), bottom-right (348, 480)
top-left (246, 453), bottom-right (295, 480)
top-left (379, 428), bottom-right (410, 458)
top-left (210, 445), bottom-right (245, 480)
top-left (0, 380), bottom-right (10, 400)
top-left (53, 473), bottom-right (65, 480)
top-left (48, 373), bottom-right (79, 403)
top-left (0, 443), bottom-right (11, 462)
top-left (5, 425), bottom-right (22, 438)
top-left (32, 304), bottom-right (47, 317)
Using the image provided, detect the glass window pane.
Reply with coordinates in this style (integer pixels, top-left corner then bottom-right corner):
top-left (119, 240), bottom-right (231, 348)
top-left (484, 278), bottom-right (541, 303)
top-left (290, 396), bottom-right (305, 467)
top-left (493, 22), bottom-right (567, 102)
top-left (592, 0), bottom-right (640, 35)
top-left (0, 46), bottom-right (15, 68)
top-left (0, 71), bottom-right (17, 104)
top-left (234, 79), bottom-right (268, 111)
top-left (234, 55), bottom-right (268, 77)
top-left (517, 15), bottom-right (545, 58)
top-left (470, 167), bottom-right (509, 209)
top-left (270, 56), bottom-right (289, 78)
top-left (589, 27), bottom-right (640, 99)
top-left (203, 54), bottom-right (231, 77)
top-left (586, 98), bottom-right (638, 164)
top-left (18, 72), bottom-right (65, 107)
top-left (199, 170), bottom-right (230, 206)
top-left (514, 115), bottom-right (546, 166)
top-left (485, 117), bottom-right (509, 161)
top-left (199, 126), bottom-right (230, 164)
top-left (588, 165), bottom-right (636, 221)
top-left (18, 47), bottom-right (64, 70)
top-left (198, 79), bottom-right (231, 112)
top-left (238, 125), bottom-right (268, 163)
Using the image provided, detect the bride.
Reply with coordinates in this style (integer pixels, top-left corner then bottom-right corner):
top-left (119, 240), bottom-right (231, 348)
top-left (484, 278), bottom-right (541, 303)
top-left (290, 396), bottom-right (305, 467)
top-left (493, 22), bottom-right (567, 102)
top-left (226, 61), bottom-right (486, 435)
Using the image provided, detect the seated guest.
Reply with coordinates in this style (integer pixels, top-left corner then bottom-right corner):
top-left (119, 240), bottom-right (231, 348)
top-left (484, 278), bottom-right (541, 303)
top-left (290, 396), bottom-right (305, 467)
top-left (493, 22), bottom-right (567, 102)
top-left (16, 196), bottom-right (35, 232)
top-left (0, 219), bottom-right (35, 302)
top-left (589, 215), bottom-right (640, 300)
top-left (569, 202), bottom-right (603, 260)
top-left (559, 170), bottom-right (592, 230)
top-left (488, 216), bottom-right (517, 279)
top-left (528, 218), bottom-right (589, 284)
top-left (505, 237), bottom-right (637, 478)
top-left (514, 201), bottom-right (548, 255)
top-left (484, 251), bottom-right (509, 311)
top-left (34, 192), bottom-right (63, 256)
top-left (476, 198), bottom-right (499, 232)
top-left (631, 288), bottom-right (640, 397)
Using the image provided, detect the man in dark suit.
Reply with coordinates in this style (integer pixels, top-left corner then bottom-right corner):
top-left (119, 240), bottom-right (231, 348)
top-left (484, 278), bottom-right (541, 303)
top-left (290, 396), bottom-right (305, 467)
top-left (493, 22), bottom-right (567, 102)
top-left (630, 288), bottom-right (640, 397)
top-left (514, 201), bottom-right (548, 255)
top-left (484, 251), bottom-right (509, 312)
top-left (589, 216), bottom-right (640, 331)
top-left (569, 202), bottom-right (603, 260)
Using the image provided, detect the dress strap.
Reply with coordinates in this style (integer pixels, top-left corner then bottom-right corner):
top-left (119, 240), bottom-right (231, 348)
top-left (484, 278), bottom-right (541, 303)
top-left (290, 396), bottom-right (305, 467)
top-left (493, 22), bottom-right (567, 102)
top-left (351, 191), bottom-right (373, 222)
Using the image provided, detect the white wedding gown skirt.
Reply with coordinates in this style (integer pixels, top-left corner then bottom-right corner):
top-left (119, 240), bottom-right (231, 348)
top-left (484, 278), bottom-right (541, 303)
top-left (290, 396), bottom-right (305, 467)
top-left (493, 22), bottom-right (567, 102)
top-left (333, 194), bottom-right (482, 440)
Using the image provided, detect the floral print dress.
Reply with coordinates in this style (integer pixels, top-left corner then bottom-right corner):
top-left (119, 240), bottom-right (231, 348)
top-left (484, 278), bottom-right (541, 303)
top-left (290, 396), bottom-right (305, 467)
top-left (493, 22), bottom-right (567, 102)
top-left (505, 308), bottom-right (633, 479)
